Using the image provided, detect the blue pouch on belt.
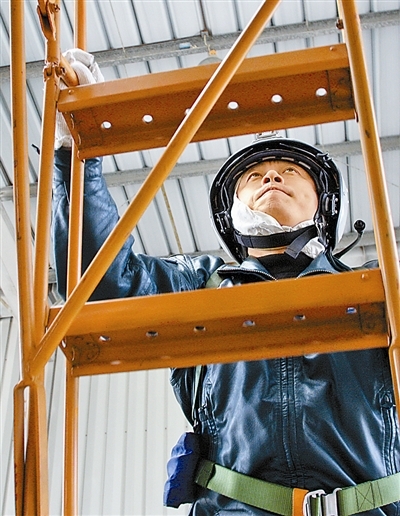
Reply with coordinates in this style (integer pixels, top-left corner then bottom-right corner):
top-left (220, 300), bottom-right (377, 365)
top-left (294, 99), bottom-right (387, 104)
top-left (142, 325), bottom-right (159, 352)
top-left (163, 432), bottom-right (201, 508)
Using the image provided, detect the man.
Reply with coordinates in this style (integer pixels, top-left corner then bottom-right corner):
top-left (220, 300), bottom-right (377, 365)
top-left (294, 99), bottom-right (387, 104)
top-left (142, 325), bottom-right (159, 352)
top-left (53, 50), bottom-right (399, 516)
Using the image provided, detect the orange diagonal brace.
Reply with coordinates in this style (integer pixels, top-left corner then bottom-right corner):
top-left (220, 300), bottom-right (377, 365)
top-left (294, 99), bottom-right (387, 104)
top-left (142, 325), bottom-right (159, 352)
top-left (34, 60), bottom-right (59, 343)
top-left (30, 0), bottom-right (281, 378)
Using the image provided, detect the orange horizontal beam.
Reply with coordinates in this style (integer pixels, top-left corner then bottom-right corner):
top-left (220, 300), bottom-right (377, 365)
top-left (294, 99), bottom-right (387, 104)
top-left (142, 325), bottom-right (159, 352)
top-left (47, 268), bottom-right (388, 376)
top-left (58, 44), bottom-right (355, 158)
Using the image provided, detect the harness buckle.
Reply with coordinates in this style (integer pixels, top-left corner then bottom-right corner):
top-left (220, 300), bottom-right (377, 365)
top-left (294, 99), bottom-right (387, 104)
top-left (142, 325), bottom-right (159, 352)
top-left (322, 488), bottom-right (342, 516)
top-left (303, 488), bottom-right (342, 516)
top-left (303, 489), bottom-right (325, 516)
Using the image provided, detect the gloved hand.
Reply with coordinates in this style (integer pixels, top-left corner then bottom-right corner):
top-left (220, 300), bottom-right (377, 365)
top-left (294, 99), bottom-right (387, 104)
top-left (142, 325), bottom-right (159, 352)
top-left (56, 48), bottom-right (104, 149)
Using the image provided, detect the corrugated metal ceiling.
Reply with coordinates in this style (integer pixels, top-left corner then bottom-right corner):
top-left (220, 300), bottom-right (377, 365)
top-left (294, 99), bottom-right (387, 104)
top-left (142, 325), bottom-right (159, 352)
top-left (0, 1), bottom-right (399, 316)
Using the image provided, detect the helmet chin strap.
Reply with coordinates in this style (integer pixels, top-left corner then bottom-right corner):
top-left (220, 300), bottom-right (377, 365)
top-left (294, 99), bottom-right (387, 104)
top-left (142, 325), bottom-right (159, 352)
top-left (234, 225), bottom-right (319, 259)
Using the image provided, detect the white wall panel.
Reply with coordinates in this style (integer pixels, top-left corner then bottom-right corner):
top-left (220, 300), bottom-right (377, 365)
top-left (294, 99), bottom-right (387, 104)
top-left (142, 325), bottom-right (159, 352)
top-left (124, 370), bottom-right (148, 515)
top-left (202, 1), bottom-right (238, 36)
top-left (96, 1), bottom-right (141, 49)
top-left (374, 26), bottom-right (400, 136)
top-left (23, 2), bottom-right (45, 63)
top-left (145, 370), bottom-right (168, 514)
top-left (0, 82), bottom-right (13, 185)
top-left (383, 150), bottom-right (400, 227)
top-left (132, 0), bottom-right (172, 44)
top-left (81, 374), bottom-right (111, 515)
top-left (273, 0), bottom-right (303, 26)
top-left (46, 349), bottom-right (67, 516)
top-left (180, 176), bottom-right (221, 251)
top-left (348, 154), bottom-right (374, 230)
top-left (168, 0), bottom-right (202, 39)
top-left (0, 317), bottom-right (20, 516)
top-left (102, 372), bottom-right (130, 515)
top-left (62, 0), bottom-right (109, 52)
top-left (0, 201), bottom-right (19, 318)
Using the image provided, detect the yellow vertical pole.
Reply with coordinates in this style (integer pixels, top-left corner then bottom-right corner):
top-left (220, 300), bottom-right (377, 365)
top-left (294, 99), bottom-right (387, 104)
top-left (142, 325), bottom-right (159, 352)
top-left (25, 379), bottom-right (50, 515)
top-left (11, 0), bottom-right (51, 510)
top-left (74, 0), bottom-right (86, 50)
top-left (10, 0), bottom-right (36, 513)
top-left (64, 368), bottom-right (79, 516)
top-left (338, 0), bottom-right (400, 406)
top-left (13, 383), bottom-right (27, 516)
top-left (31, 0), bottom-right (282, 377)
top-left (10, 0), bottom-right (34, 382)
top-left (64, 1), bottom-right (86, 513)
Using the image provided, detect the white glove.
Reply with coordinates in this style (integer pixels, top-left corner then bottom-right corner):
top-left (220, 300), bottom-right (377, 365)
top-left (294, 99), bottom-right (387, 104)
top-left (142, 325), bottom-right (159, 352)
top-left (56, 48), bottom-right (104, 149)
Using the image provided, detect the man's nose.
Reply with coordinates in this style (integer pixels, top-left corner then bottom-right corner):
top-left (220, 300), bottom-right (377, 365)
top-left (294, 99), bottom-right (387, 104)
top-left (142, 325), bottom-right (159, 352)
top-left (262, 169), bottom-right (282, 183)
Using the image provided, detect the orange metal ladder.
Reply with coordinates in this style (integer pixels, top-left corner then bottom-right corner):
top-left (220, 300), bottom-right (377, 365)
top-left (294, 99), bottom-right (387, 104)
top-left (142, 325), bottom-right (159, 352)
top-left (10, 0), bottom-right (400, 514)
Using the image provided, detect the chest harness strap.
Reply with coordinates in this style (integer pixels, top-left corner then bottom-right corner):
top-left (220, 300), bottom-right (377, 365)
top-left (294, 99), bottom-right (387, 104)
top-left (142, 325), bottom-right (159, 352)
top-left (195, 459), bottom-right (400, 516)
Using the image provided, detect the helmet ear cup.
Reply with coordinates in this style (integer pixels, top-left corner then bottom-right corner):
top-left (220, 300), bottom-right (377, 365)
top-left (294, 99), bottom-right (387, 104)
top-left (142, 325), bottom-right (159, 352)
top-left (214, 212), bottom-right (232, 236)
top-left (321, 192), bottom-right (340, 218)
top-left (317, 192), bottom-right (340, 249)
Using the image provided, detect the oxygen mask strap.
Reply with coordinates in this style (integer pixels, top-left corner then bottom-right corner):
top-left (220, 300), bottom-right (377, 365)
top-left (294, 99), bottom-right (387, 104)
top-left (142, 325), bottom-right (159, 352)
top-left (234, 225), bottom-right (318, 259)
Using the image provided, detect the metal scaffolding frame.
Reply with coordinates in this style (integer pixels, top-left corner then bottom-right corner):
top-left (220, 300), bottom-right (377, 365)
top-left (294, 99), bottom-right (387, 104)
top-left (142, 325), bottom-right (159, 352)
top-left (10, 0), bottom-right (400, 514)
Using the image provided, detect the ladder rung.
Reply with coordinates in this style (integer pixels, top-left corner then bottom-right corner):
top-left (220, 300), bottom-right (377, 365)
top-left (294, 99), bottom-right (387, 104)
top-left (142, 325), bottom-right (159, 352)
top-left (58, 44), bottom-right (355, 159)
top-left (48, 269), bottom-right (387, 377)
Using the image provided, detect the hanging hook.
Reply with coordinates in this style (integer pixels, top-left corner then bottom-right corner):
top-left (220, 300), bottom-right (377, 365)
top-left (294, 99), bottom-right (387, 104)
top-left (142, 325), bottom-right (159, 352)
top-left (36, 0), bottom-right (59, 41)
top-left (199, 30), bottom-right (221, 65)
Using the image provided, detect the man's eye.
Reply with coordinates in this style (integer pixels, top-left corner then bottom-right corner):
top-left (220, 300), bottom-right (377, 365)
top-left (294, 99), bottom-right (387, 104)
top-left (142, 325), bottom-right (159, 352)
top-left (283, 167), bottom-right (297, 174)
top-left (248, 172), bottom-right (262, 179)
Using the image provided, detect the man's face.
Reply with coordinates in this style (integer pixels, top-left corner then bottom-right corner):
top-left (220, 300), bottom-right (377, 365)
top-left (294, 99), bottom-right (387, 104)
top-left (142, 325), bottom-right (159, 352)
top-left (236, 160), bottom-right (319, 227)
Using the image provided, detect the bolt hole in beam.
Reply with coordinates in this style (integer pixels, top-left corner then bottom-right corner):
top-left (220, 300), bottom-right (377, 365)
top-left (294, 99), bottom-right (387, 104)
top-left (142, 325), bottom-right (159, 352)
top-left (271, 94), bottom-right (283, 104)
top-left (98, 308), bottom-right (357, 344)
top-left (142, 114), bottom-right (154, 124)
top-left (316, 87), bottom-right (328, 97)
top-left (270, 88), bottom-right (327, 104)
top-left (243, 320), bottom-right (256, 327)
top-left (100, 121), bottom-right (112, 130)
top-left (228, 101), bottom-right (239, 110)
top-left (146, 330), bottom-right (158, 338)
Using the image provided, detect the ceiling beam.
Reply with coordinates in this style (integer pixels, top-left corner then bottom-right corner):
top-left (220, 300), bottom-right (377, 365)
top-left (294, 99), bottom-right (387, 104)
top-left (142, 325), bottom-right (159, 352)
top-left (2, 135), bottom-right (398, 201)
top-left (0, 10), bottom-right (398, 82)
top-left (101, 135), bottom-right (400, 188)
